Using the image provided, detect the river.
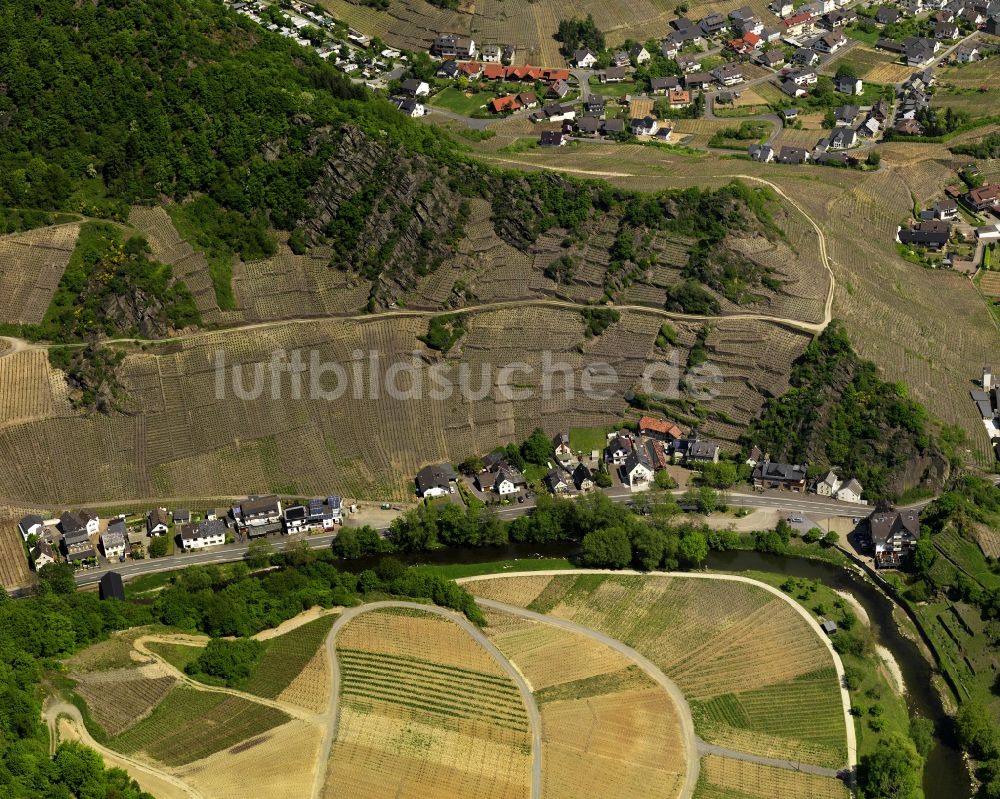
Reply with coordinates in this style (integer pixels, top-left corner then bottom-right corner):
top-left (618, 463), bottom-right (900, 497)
top-left (335, 543), bottom-right (970, 798)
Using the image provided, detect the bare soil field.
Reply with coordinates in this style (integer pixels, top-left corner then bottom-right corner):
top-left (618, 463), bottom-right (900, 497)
top-left (469, 574), bottom-right (848, 769)
top-left (323, 607), bottom-right (532, 799)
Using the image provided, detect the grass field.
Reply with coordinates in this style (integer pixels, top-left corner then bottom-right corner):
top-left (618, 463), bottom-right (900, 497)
top-left (323, 607), bottom-right (532, 799)
top-left (469, 574), bottom-right (848, 769)
top-left (109, 685), bottom-right (290, 766)
top-left (146, 641), bottom-right (203, 674)
top-left (569, 425), bottom-right (613, 454)
top-left (428, 87), bottom-right (492, 116)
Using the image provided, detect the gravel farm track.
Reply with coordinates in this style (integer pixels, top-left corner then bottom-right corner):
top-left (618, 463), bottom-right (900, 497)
top-left (0, 178), bottom-right (834, 365)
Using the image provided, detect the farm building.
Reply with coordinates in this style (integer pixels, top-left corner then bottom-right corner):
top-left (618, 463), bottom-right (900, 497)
top-left (99, 571), bottom-right (125, 601)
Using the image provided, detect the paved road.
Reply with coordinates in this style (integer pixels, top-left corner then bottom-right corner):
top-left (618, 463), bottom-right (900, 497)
top-left (314, 600), bottom-right (543, 799)
top-left (475, 597), bottom-right (701, 798)
top-left (59, 486), bottom-right (869, 592)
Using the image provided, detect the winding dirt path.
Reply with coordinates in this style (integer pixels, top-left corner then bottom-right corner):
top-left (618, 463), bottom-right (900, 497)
top-left (44, 701), bottom-right (205, 799)
top-left (134, 635), bottom-right (319, 722)
top-left (313, 600), bottom-right (543, 799)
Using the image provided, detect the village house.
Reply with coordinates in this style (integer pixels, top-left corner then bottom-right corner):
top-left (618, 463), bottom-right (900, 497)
top-left (32, 540), bottom-right (56, 570)
top-left (669, 88), bottom-right (692, 108)
top-left (544, 469), bottom-right (571, 494)
top-left (631, 115), bottom-right (660, 136)
top-left (815, 470), bottom-right (841, 496)
top-left (829, 126), bottom-right (858, 149)
top-left (661, 38), bottom-right (682, 58)
top-left (61, 510), bottom-right (100, 537)
top-left (584, 95), bottom-right (606, 115)
top-left (400, 78), bottom-right (429, 97)
top-left (517, 91), bottom-right (538, 109)
top-left (284, 498), bottom-right (339, 533)
top-left (573, 48), bottom-right (598, 68)
top-left (824, 8), bottom-right (857, 27)
top-left (932, 198), bottom-right (959, 220)
top-left (101, 521), bottom-right (127, 561)
top-left (539, 130), bottom-right (566, 146)
top-left (956, 43), bottom-right (980, 63)
top-left (700, 12), bottom-right (727, 36)
top-left (99, 572), bottom-right (125, 601)
top-left (777, 145), bottom-right (811, 163)
top-left (755, 49), bottom-right (786, 68)
top-left (173, 509), bottom-right (191, 525)
top-left (639, 416), bottom-right (683, 442)
top-left (834, 75), bottom-right (863, 95)
top-left (897, 220), bottom-right (952, 250)
top-left (905, 37), bottom-right (939, 67)
top-left (62, 528), bottom-right (95, 562)
top-left (875, 6), bottom-right (901, 24)
top-left (488, 95), bottom-right (520, 114)
top-left (677, 55), bottom-right (703, 73)
top-left (415, 463), bottom-right (457, 497)
top-left (834, 104), bottom-right (860, 125)
top-left (548, 78), bottom-right (570, 98)
top-left (935, 19), bottom-right (960, 38)
top-left (783, 11), bottom-right (817, 36)
top-left (573, 463), bottom-right (595, 491)
top-left (232, 495), bottom-right (283, 535)
top-left (606, 433), bottom-right (635, 465)
top-left (432, 34), bottom-right (476, 59)
top-left (837, 478), bottom-right (865, 504)
top-left (180, 519), bottom-right (228, 551)
top-left (814, 30), bottom-right (847, 53)
top-left (685, 71), bottom-right (712, 90)
top-left (651, 76), bottom-right (680, 94)
top-left (437, 60), bottom-right (459, 79)
top-left (480, 44), bottom-right (502, 63)
top-left (792, 47), bottom-right (820, 67)
top-left (748, 143), bottom-right (775, 161)
top-left (147, 508), bottom-right (170, 536)
top-left (576, 115), bottom-right (602, 135)
top-left (601, 66), bottom-right (628, 84)
top-left (611, 49), bottom-right (630, 67)
top-left (752, 460), bottom-right (808, 491)
top-left (869, 509), bottom-right (920, 567)
top-left (493, 466), bottom-right (527, 495)
top-left (601, 118), bottom-right (625, 136)
top-left (622, 450), bottom-right (655, 488)
top-left (553, 432), bottom-right (572, 458)
top-left (965, 184), bottom-right (1000, 212)
top-left (630, 44), bottom-right (651, 64)
top-left (394, 97), bottom-right (425, 117)
top-left (18, 515), bottom-right (44, 541)
top-left (713, 63), bottom-right (744, 86)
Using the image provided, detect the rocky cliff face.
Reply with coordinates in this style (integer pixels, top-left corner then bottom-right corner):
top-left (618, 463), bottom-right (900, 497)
top-left (299, 126), bottom-right (471, 309)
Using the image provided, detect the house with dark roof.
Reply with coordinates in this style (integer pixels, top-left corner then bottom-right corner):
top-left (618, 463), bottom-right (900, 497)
top-left (544, 469), bottom-right (571, 494)
top-left (869, 510), bottom-right (920, 567)
top-left (32, 540), bottom-right (56, 570)
top-left (622, 450), bottom-right (655, 488)
top-left (755, 49), bottom-right (786, 68)
top-left (539, 130), bottom-right (566, 146)
top-left (553, 432), bottom-right (572, 457)
top-left (232, 496), bottom-right (282, 534)
top-left (777, 146), bottom-right (810, 164)
top-left (630, 116), bottom-right (659, 136)
top-left (834, 76), bottom-right (863, 95)
top-left (432, 34), bottom-right (476, 59)
top-left (699, 12), bottom-right (727, 36)
top-left (99, 572), bottom-right (125, 601)
top-left (650, 76), bottom-right (680, 94)
top-left (573, 463), bottom-right (595, 491)
top-left (18, 515), bottom-right (44, 541)
top-left (147, 508), bottom-right (169, 536)
top-left (180, 519), bottom-right (227, 550)
top-left (606, 433), bottom-right (634, 465)
top-left (875, 6), bottom-right (901, 24)
top-left (713, 63), bottom-right (744, 86)
top-left (834, 104), bottom-right (860, 125)
top-left (829, 126), bottom-right (858, 149)
top-left (601, 118), bottom-right (625, 136)
top-left (897, 220), bottom-right (951, 250)
top-left (493, 467), bottom-right (527, 495)
top-left (415, 463), bottom-right (457, 497)
top-left (752, 460), bottom-right (808, 490)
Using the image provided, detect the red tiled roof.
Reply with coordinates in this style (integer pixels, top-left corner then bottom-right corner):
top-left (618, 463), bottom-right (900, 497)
top-left (483, 63), bottom-right (506, 80)
top-left (639, 416), bottom-right (683, 439)
top-left (458, 61), bottom-right (482, 76)
top-left (543, 68), bottom-right (570, 82)
top-left (489, 95), bottom-right (521, 113)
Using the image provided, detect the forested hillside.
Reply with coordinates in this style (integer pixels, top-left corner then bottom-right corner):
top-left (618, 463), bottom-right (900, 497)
top-left (0, 0), bottom-right (789, 318)
top-left (745, 322), bottom-right (948, 501)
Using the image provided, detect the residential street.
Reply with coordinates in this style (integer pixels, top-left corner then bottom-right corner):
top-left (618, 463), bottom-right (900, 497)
top-left (66, 485), bottom-right (875, 590)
